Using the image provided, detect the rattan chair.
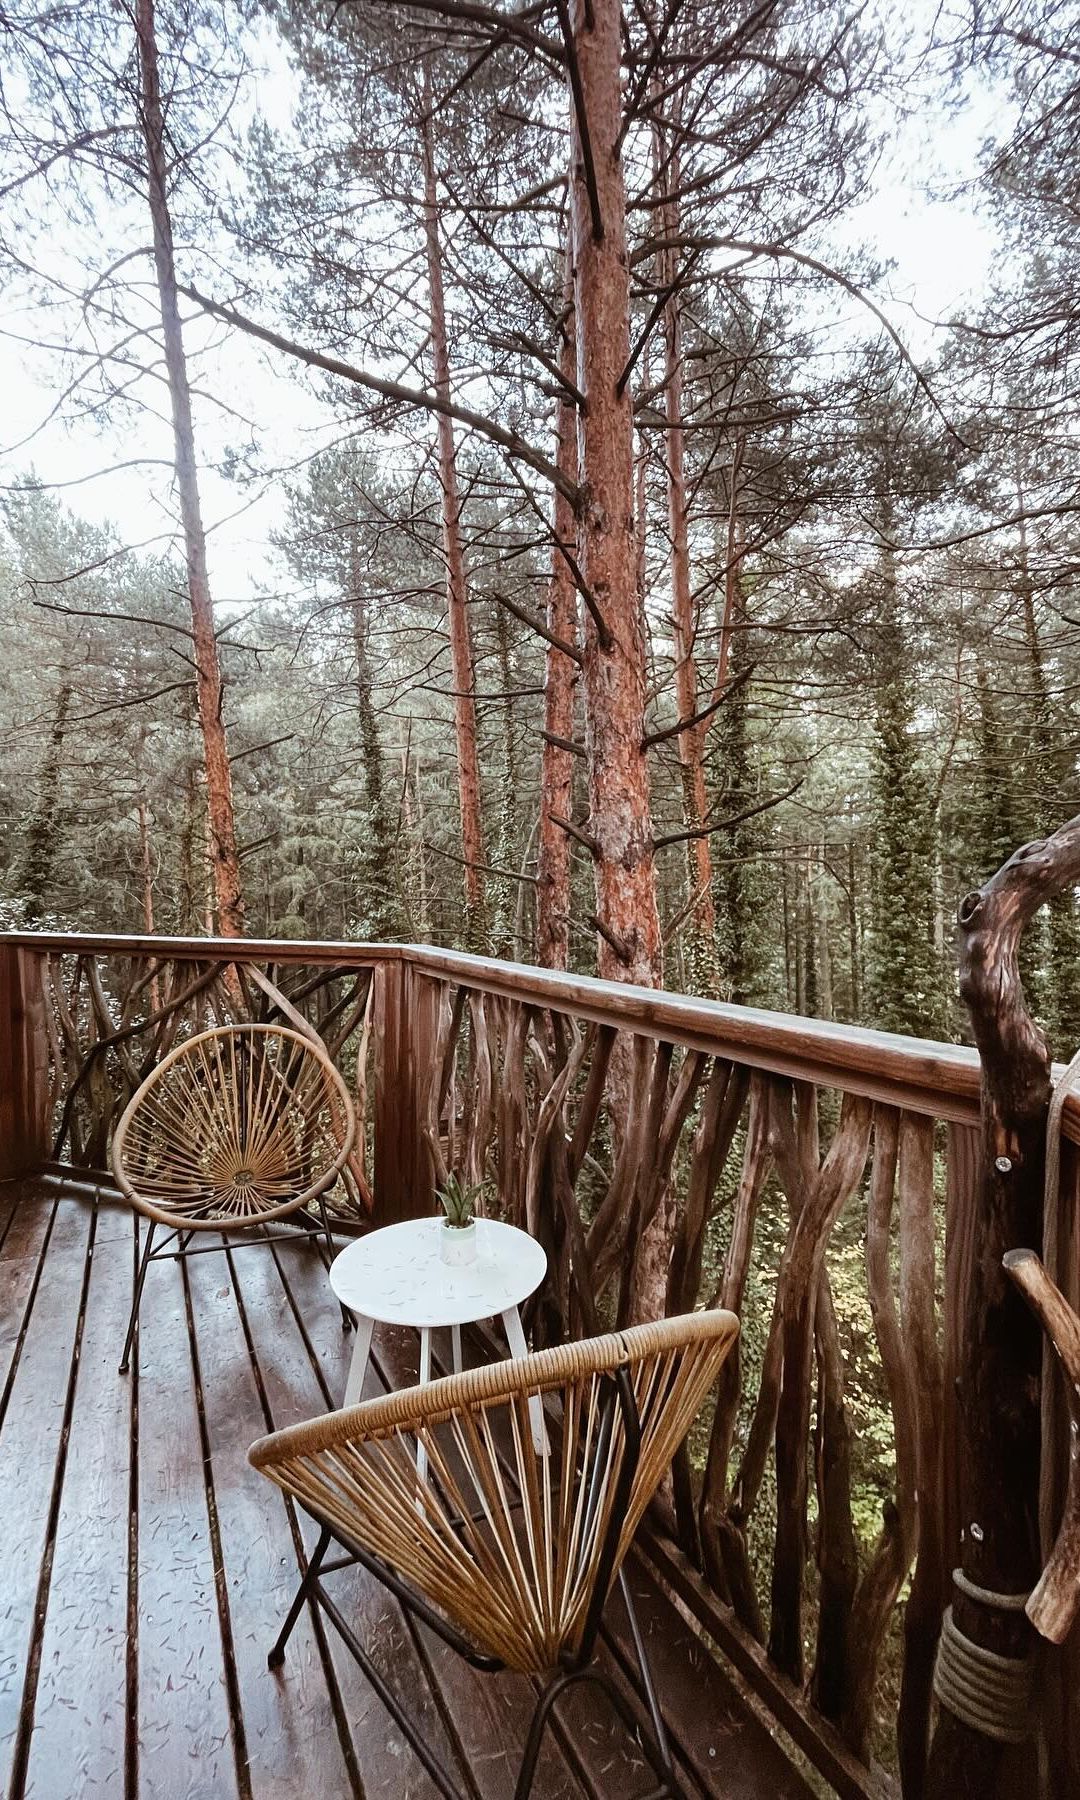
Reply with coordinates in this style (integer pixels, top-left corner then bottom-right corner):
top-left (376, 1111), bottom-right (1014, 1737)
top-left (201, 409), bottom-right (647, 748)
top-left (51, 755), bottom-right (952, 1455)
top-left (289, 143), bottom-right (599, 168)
top-left (113, 1023), bottom-right (356, 1373)
top-left (249, 1307), bottom-right (739, 1800)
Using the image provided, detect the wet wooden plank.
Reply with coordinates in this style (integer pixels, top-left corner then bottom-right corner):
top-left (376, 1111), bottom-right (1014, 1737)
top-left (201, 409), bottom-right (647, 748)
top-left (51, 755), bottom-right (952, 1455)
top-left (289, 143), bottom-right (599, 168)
top-left (23, 1202), bottom-right (134, 1800)
top-left (640, 1530), bottom-right (895, 1800)
top-left (604, 1561), bottom-right (814, 1798)
top-left (374, 1323), bottom-right (583, 1800)
top-left (0, 1195), bottom-right (93, 1795)
top-left (423, 1326), bottom-right (701, 1800)
top-left (135, 1251), bottom-right (241, 1800)
top-left (0, 1180), bottom-right (25, 1252)
top-left (184, 1242), bottom-right (360, 1799)
top-left (1, 1192), bottom-right (821, 1800)
top-left (236, 1238), bottom-right (457, 1798)
top-left (0, 1187), bottom-right (56, 1411)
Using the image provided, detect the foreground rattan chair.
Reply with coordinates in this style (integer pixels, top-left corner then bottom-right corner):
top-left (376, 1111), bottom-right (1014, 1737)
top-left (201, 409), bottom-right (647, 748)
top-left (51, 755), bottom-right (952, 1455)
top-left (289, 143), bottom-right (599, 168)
top-left (113, 1023), bottom-right (355, 1373)
top-left (249, 1307), bottom-right (738, 1800)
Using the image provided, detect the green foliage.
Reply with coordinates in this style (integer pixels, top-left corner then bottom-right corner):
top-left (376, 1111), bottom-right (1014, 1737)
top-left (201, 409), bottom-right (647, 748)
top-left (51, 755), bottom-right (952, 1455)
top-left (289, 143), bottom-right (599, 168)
top-left (869, 588), bottom-right (947, 1038)
top-left (437, 1172), bottom-right (486, 1229)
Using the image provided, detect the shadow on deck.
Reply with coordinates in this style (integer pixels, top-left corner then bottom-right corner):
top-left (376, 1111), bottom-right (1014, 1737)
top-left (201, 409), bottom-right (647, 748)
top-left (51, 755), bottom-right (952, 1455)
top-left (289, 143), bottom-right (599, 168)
top-left (0, 1177), bottom-right (813, 1800)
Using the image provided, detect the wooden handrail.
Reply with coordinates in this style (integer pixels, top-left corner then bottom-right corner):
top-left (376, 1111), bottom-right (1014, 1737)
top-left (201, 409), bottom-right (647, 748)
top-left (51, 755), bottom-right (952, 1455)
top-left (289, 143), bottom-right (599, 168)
top-left (4, 927), bottom-right (1078, 1141)
top-left (0, 930), bottom-right (405, 965)
top-left (0, 928), bottom-right (984, 1121)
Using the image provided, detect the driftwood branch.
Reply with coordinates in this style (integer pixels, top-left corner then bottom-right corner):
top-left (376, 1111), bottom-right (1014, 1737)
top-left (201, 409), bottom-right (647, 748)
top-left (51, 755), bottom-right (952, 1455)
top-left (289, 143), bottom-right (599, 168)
top-left (926, 812), bottom-right (1080, 1794)
top-left (1003, 1248), bottom-right (1080, 1646)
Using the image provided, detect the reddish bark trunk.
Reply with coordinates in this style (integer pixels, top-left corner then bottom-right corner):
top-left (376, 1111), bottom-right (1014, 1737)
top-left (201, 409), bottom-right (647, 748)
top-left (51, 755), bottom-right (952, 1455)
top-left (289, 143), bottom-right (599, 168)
top-left (658, 136), bottom-right (716, 979)
top-left (568, 0), bottom-right (661, 986)
top-left (137, 794), bottom-right (160, 1011)
top-left (420, 98), bottom-right (487, 934)
top-left (135, 0), bottom-right (244, 937)
top-left (536, 259), bottom-right (579, 970)
top-left (712, 440), bottom-right (746, 704)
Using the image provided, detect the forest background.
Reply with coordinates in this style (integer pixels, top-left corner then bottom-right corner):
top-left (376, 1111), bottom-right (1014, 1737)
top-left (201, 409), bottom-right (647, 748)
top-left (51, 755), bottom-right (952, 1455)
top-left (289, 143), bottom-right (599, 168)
top-left (2, 0), bottom-right (1079, 1060)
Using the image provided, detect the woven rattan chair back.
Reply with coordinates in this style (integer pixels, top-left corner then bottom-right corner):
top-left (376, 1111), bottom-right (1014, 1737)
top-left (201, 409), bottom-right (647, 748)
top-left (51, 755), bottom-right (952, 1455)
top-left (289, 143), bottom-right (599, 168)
top-left (112, 1023), bottom-right (356, 1232)
top-left (250, 1308), bottom-right (738, 1674)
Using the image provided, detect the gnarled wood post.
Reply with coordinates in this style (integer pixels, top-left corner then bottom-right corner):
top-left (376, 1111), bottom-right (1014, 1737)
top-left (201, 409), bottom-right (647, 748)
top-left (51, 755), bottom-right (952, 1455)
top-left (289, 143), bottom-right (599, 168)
top-left (925, 815), bottom-right (1080, 1799)
top-left (0, 945), bottom-right (50, 1181)
top-left (1003, 1250), bottom-right (1080, 1645)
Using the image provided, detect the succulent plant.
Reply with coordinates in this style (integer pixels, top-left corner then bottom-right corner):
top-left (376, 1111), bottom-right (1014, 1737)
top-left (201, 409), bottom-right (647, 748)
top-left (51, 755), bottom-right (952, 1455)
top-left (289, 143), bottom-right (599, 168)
top-left (437, 1172), bottom-right (485, 1229)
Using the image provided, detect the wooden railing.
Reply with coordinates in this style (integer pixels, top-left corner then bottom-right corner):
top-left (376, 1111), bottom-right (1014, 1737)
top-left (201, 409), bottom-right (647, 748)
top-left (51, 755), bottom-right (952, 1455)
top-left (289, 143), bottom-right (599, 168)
top-left (1, 931), bottom-right (1077, 1799)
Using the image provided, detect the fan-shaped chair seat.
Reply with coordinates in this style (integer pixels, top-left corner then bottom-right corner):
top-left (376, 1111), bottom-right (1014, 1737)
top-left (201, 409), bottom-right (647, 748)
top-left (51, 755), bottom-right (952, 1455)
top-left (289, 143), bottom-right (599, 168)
top-left (113, 1023), bottom-right (354, 1231)
top-left (113, 1024), bottom-right (356, 1376)
top-left (249, 1309), bottom-right (738, 1799)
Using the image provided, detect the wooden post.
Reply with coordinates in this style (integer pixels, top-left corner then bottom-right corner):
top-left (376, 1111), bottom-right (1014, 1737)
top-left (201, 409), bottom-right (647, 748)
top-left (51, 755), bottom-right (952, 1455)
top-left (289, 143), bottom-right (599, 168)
top-left (926, 815), bottom-right (1080, 1798)
top-left (371, 960), bottom-right (436, 1225)
top-left (0, 946), bottom-right (50, 1180)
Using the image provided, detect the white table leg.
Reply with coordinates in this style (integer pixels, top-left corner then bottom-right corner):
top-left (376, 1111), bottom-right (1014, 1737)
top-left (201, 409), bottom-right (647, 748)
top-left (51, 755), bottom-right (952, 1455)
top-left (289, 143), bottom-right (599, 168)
top-left (417, 1326), bottom-right (432, 1488)
top-left (343, 1312), bottom-right (375, 1408)
top-left (501, 1306), bottom-right (547, 1454)
top-left (451, 1323), bottom-right (463, 1373)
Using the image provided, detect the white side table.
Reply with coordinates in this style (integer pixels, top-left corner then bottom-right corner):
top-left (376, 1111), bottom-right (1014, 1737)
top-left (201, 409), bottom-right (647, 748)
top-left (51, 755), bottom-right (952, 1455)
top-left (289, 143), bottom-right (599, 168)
top-left (329, 1215), bottom-right (549, 1459)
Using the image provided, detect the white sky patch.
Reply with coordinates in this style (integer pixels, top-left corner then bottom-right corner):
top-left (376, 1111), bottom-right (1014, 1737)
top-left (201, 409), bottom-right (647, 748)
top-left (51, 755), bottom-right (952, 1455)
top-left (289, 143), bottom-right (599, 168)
top-left (0, 34), bottom-right (1010, 601)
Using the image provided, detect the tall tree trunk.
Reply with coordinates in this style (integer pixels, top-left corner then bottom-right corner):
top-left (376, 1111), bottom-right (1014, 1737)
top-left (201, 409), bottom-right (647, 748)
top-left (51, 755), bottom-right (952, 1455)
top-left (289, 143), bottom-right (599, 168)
top-left (568, 0), bottom-right (661, 987)
top-left (817, 864), bottom-right (834, 1020)
top-left (178, 761), bottom-right (199, 932)
top-left (137, 790), bottom-right (160, 1010)
top-left (1014, 493), bottom-right (1080, 1051)
top-left (536, 261), bottom-right (580, 970)
top-left (713, 442), bottom-right (746, 701)
top-left (19, 678), bottom-right (71, 923)
top-left (138, 798), bottom-right (155, 935)
top-left (657, 131), bottom-right (716, 991)
top-left (847, 834), bottom-right (861, 1019)
top-left (402, 732), bottom-right (431, 941)
top-left (713, 579), bottom-right (755, 1003)
top-left (491, 600), bottom-right (520, 954)
top-left (135, 0), bottom-right (244, 937)
top-left (349, 527), bottom-right (398, 937)
top-left (420, 92), bottom-right (487, 942)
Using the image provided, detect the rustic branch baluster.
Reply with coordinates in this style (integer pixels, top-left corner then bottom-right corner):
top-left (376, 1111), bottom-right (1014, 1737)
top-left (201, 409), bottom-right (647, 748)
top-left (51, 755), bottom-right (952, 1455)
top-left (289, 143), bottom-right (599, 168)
top-left (14, 923), bottom-right (1069, 1790)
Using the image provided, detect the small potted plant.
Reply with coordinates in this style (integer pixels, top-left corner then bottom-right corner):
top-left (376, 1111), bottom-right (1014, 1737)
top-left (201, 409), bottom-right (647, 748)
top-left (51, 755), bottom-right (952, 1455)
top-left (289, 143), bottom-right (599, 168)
top-left (436, 1172), bottom-right (484, 1266)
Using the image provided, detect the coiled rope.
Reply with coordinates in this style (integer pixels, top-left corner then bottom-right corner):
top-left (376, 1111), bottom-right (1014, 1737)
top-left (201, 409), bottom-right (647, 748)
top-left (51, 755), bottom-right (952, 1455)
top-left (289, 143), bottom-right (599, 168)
top-left (932, 1572), bottom-right (1035, 1743)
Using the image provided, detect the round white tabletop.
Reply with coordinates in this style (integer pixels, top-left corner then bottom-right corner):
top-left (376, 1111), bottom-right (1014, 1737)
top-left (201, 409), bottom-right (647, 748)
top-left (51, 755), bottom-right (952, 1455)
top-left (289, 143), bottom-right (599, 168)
top-left (330, 1215), bottom-right (548, 1330)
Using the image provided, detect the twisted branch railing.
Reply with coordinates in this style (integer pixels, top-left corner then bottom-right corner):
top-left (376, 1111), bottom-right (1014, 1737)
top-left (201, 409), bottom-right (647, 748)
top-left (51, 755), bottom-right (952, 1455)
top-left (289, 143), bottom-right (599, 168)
top-left (6, 930), bottom-right (1077, 1797)
top-left (33, 948), bottom-right (373, 1219)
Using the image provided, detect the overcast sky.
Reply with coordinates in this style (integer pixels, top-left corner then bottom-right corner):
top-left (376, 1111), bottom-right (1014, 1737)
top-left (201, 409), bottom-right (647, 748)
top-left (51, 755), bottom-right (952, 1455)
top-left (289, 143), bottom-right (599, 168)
top-left (0, 32), bottom-right (1007, 605)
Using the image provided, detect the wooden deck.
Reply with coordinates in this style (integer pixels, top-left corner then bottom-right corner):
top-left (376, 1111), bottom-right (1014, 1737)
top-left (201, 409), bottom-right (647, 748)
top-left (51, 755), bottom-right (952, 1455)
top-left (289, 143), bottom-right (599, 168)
top-left (0, 1178), bottom-right (813, 1800)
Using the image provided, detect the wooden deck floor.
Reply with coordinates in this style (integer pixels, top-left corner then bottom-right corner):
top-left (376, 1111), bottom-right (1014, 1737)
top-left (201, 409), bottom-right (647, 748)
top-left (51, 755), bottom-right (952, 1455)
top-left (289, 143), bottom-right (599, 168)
top-left (0, 1178), bottom-right (813, 1800)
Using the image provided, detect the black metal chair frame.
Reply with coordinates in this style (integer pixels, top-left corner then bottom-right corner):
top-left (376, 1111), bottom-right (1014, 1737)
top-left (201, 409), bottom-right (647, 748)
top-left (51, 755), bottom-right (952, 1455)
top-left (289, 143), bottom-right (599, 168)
top-left (119, 1199), bottom-right (350, 1375)
top-left (265, 1367), bottom-right (685, 1800)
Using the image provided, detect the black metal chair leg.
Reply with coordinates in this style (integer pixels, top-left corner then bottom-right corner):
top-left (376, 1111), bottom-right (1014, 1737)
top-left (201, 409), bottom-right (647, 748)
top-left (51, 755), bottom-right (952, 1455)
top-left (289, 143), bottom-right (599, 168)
top-left (119, 1220), bottom-right (156, 1375)
top-left (315, 1583), bottom-right (469, 1800)
top-left (268, 1526), bottom-right (331, 1669)
top-left (618, 1568), bottom-right (682, 1794)
top-left (514, 1672), bottom-right (576, 1800)
top-left (515, 1659), bottom-right (685, 1800)
top-left (316, 1193), bottom-right (351, 1331)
